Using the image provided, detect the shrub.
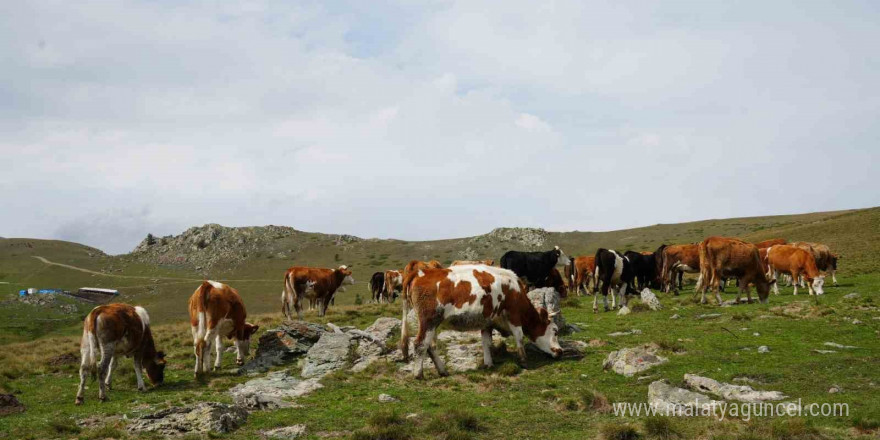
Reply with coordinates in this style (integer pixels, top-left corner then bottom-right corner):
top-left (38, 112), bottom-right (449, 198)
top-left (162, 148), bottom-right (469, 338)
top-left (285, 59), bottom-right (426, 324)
top-left (642, 417), bottom-right (680, 439)
top-left (580, 389), bottom-right (611, 413)
top-left (852, 416), bottom-right (880, 432)
top-left (494, 362), bottom-right (520, 377)
top-left (601, 423), bottom-right (641, 440)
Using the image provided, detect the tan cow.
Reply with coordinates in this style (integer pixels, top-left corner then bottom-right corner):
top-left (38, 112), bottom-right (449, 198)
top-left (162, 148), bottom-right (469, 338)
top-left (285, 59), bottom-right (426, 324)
top-left (792, 242), bottom-right (839, 286)
top-left (698, 237), bottom-right (776, 305)
top-left (754, 238), bottom-right (786, 249)
top-left (450, 259), bottom-right (495, 266)
top-left (401, 265), bottom-right (561, 378)
top-left (564, 256), bottom-right (595, 296)
top-left (660, 243), bottom-right (701, 294)
top-left (766, 245), bottom-right (825, 296)
top-left (76, 304), bottom-right (166, 404)
top-left (383, 269), bottom-right (403, 302)
top-left (282, 265), bottom-right (355, 319)
top-left (189, 281), bottom-right (259, 377)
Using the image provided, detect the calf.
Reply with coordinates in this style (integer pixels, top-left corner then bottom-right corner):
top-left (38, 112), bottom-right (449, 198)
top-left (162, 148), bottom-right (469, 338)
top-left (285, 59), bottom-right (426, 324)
top-left (451, 259), bottom-right (495, 266)
top-left (75, 304), bottom-right (166, 404)
top-left (659, 243), bottom-right (701, 294)
top-left (383, 269), bottom-right (403, 303)
top-left (500, 246), bottom-right (569, 287)
top-left (190, 281), bottom-right (259, 376)
top-left (369, 271), bottom-right (386, 303)
top-left (624, 250), bottom-right (659, 290)
top-left (593, 249), bottom-right (638, 312)
top-left (282, 265), bottom-right (355, 319)
top-left (766, 245), bottom-right (824, 296)
top-left (698, 237), bottom-right (775, 305)
top-left (400, 266), bottom-right (561, 378)
top-left (565, 256), bottom-right (595, 296)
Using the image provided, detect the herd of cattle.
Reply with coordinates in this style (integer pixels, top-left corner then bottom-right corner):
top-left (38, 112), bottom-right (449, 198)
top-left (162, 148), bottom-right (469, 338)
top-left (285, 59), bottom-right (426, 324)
top-left (73, 236), bottom-right (840, 402)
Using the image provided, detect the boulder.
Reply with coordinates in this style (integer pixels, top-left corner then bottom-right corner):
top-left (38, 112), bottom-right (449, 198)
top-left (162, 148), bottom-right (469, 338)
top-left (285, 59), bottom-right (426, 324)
top-left (617, 306), bottom-right (631, 316)
top-left (302, 332), bottom-right (354, 378)
top-left (263, 425), bottom-right (307, 439)
top-left (229, 371), bottom-right (322, 410)
top-left (364, 317), bottom-right (402, 342)
top-left (640, 289), bottom-right (662, 311)
top-left (683, 374), bottom-right (786, 403)
top-left (378, 394), bottom-right (399, 403)
top-left (647, 381), bottom-right (723, 416)
top-left (127, 402), bottom-right (247, 435)
top-left (528, 287), bottom-right (565, 328)
top-left (603, 344), bottom-right (668, 377)
top-left (757, 346), bottom-right (770, 353)
top-left (239, 322), bottom-right (326, 374)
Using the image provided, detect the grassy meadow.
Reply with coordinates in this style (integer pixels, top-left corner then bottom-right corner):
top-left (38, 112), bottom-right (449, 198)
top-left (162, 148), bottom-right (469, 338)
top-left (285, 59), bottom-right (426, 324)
top-left (0, 207), bottom-right (878, 439)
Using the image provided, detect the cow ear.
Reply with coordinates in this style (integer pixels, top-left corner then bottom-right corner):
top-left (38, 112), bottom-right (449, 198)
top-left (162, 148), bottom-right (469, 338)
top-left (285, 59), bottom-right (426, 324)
top-left (538, 307), bottom-right (549, 322)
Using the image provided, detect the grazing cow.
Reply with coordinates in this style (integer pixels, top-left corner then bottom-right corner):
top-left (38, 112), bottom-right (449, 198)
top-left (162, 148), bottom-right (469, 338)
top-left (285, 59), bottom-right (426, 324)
top-left (593, 249), bottom-right (638, 312)
top-left (698, 237), bottom-right (775, 305)
top-left (754, 238), bottom-right (786, 249)
top-left (565, 256), bottom-right (596, 296)
top-left (383, 269), bottom-right (403, 303)
top-left (400, 266), bottom-right (561, 378)
top-left (792, 242), bottom-right (839, 286)
top-left (659, 243), bottom-right (701, 294)
top-left (190, 281), bottom-right (259, 376)
top-left (624, 250), bottom-right (659, 290)
top-left (282, 265), bottom-right (355, 319)
top-left (536, 267), bottom-right (567, 298)
top-left (500, 246), bottom-right (569, 287)
top-left (369, 272), bottom-right (386, 303)
top-left (75, 304), bottom-right (166, 404)
top-left (766, 245), bottom-right (825, 296)
top-left (451, 259), bottom-right (495, 266)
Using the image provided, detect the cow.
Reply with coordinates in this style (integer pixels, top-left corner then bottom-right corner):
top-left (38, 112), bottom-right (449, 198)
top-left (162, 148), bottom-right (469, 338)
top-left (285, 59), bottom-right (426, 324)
top-left (403, 260), bottom-right (443, 280)
top-left (593, 249), bottom-right (638, 312)
top-left (766, 245), bottom-right (825, 296)
top-left (536, 267), bottom-right (567, 298)
top-left (369, 271), bottom-right (386, 303)
top-left (190, 281), bottom-right (259, 377)
top-left (698, 237), bottom-right (776, 305)
top-left (282, 265), bottom-right (355, 319)
top-left (565, 256), bottom-right (595, 296)
top-left (451, 259), bottom-right (495, 266)
top-left (383, 269), bottom-right (403, 303)
top-left (792, 242), bottom-right (839, 286)
top-left (659, 243), bottom-right (701, 294)
top-left (75, 304), bottom-right (166, 404)
top-left (624, 250), bottom-right (659, 290)
top-left (500, 246), bottom-right (569, 287)
top-left (754, 238), bottom-right (786, 249)
top-left (399, 265), bottom-right (562, 378)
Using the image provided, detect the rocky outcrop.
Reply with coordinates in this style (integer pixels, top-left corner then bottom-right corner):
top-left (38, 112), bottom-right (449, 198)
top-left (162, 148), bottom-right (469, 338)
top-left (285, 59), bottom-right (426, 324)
top-left (470, 227), bottom-right (548, 249)
top-left (229, 371), bottom-right (323, 410)
top-left (127, 402), bottom-right (248, 436)
top-left (647, 381), bottom-right (723, 416)
top-left (603, 343), bottom-right (668, 376)
top-left (683, 374), bottom-right (786, 403)
top-left (239, 322), bottom-right (326, 374)
top-left (301, 333), bottom-right (354, 378)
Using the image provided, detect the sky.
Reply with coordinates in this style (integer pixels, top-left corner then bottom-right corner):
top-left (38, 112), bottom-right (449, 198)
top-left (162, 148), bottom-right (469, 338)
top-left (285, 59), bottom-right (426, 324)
top-left (1, 1), bottom-right (879, 254)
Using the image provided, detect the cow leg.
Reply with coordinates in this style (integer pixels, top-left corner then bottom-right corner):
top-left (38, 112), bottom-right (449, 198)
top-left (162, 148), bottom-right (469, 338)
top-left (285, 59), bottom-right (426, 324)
top-left (480, 328), bottom-right (494, 368)
top-left (131, 356), bottom-right (146, 392)
top-left (832, 269), bottom-right (838, 286)
top-left (792, 271), bottom-right (799, 295)
top-left (678, 271), bottom-right (684, 291)
top-left (618, 284), bottom-right (627, 308)
top-left (193, 326), bottom-right (203, 377)
top-left (511, 326), bottom-right (527, 363)
top-left (426, 330), bottom-right (447, 377)
top-left (75, 338), bottom-right (94, 405)
top-left (104, 355), bottom-right (117, 390)
top-left (413, 324), bottom-right (431, 380)
top-left (213, 333), bottom-right (223, 371)
top-left (592, 285), bottom-right (599, 313)
top-left (97, 344), bottom-right (115, 401)
top-left (201, 327), bottom-right (217, 373)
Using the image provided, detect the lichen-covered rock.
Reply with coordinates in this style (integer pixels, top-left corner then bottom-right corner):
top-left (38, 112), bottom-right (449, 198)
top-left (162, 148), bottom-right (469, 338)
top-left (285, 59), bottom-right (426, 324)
top-left (127, 402), bottom-right (247, 435)
top-left (640, 288), bottom-right (662, 311)
top-left (603, 344), bottom-right (668, 376)
top-left (239, 322), bottom-right (326, 374)
top-left (301, 333), bottom-right (354, 378)
top-left (647, 381), bottom-right (723, 416)
top-left (229, 371), bottom-right (322, 410)
top-left (364, 317), bottom-right (401, 342)
top-left (263, 425), bottom-right (307, 439)
top-left (528, 287), bottom-right (565, 329)
top-left (683, 374), bottom-right (786, 403)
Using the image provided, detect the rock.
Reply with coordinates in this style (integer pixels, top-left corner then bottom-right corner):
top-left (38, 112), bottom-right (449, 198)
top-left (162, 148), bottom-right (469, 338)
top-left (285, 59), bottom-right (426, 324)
top-left (617, 306), bottom-right (631, 316)
top-left (603, 344), bottom-right (668, 376)
top-left (239, 322), bottom-right (326, 374)
top-left (608, 329), bottom-right (642, 337)
top-left (683, 374), bottom-right (786, 402)
top-left (378, 394), bottom-right (399, 403)
top-left (828, 385), bottom-right (841, 394)
top-left (824, 342), bottom-right (857, 349)
top-left (263, 425), bottom-right (307, 439)
top-left (647, 381), bottom-right (723, 416)
top-left (127, 402), bottom-right (247, 435)
top-left (364, 317), bottom-right (402, 342)
top-left (852, 319), bottom-right (862, 325)
top-left (843, 293), bottom-right (859, 299)
top-left (697, 313), bottom-right (722, 320)
top-left (812, 350), bottom-right (837, 354)
top-left (528, 287), bottom-right (566, 329)
top-left (670, 314), bottom-right (680, 320)
top-left (302, 332), bottom-right (354, 378)
top-left (757, 346), bottom-right (770, 353)
top-left (405, 413), bottom-right (419, 420)
top-left (753, 333), bottom-right (760, 337)
top-left (531, 339), bottom-right (587, 359)
top-left (588, 339), bottom-right (607, 347)
top-left (229, 371), bottom-right (322, 410)
top-left (0, 394), bottom-right (25, 415)
top-left (640, 289), bottom-right (662, 310)
top-left (445, 342), bottom-right (482, 372)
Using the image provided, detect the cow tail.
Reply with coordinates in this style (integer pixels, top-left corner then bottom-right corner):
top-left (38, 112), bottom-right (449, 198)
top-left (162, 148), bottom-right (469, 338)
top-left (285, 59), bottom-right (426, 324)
top-left (400, 271), bottom-right (418, 361)
top-left (697, 242), bottom-right (710, 292)
top-left (283, 272), bottom-right (296, 319)
top-left (82, 308), bottom-right (100, 374)
top-left (196, 281), bottom-right (212, 341)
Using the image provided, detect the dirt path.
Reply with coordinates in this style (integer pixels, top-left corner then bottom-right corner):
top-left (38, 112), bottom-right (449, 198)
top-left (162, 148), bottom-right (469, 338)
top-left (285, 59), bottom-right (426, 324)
top-left (31, 256), bottom-right (278, 283)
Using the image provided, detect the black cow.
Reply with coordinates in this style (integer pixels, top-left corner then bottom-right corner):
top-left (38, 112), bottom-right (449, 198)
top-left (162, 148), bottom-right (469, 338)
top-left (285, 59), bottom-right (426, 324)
top-left (624, 251), bottom-right (659, 290)
top-left (593, 248), bottom-right (639, 312)
top-left (368, 272), bottom-right (385, 303)
top-left (500, 246), bottom-right (568, 286)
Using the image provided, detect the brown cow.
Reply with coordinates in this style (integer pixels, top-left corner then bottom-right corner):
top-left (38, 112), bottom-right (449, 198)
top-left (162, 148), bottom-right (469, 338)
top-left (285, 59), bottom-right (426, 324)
top-left (76, 304), bottom-right (166, 404)
top-left (766, 245), bottom-right (825, 296)
top-left (282, 265), bottom-right (355, 319)
top-left (698, 237), bottom-right (775, 305)
top-left (403, 259), bottom-right (444, 279)
top-left (564, 256), bottom-right (595, 296)
top-left (792, 242), bottom-right (839, 286)
top-left (660, 243), bottom-right (701, 294)
top-left (401, 265), bottom-right (561, 378)
top-left (754, 238), bottom-right (786, 249)
top-left (190, 281), bottom-right (259, 376)
top-left (450, 259), bottom-right (495, 266)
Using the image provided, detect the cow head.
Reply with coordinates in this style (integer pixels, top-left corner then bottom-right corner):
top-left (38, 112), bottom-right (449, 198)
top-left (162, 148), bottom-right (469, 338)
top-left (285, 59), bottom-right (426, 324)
top-left (337, 265), bottom-right (355, 286)
top-left (755, 276), bottom-right (777, 304)
top-left (145, 351), bottom-right (166, 385)
top-left (234, 323), bottom-right (261, 365)
top-left (531, 307), bottom-right (563, 358)
top-left (553, 246), bottom-right (569, 268)
top-left (811, 275), bottom-right (825, 295)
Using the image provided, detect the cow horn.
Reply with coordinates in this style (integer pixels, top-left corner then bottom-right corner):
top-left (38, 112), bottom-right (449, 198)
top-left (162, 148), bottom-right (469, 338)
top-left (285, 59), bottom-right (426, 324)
top-left (548, 311), bottom-right (560, 317)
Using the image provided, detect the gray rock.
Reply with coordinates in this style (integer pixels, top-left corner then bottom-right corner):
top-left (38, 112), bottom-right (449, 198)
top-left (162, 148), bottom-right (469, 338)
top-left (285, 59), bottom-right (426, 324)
top-left (445, 342), bottom-right (482, 372)
top-left (229, 371), bottom-right (322, 409)
top-left (528, 287), bottom-right (566, 328)
top-left (812, 350), bottom-right (837, 354)
top-left (824, 342), bottom-right (857, 349)
top-left (697, 313), bottom-right (722, 320)
top-left (378, 394), bottom-right (399, 403)
top-left (757, 346), bottom-right (770, 353)
top-left (364, 317), bottom-right (402, 342)
top-left (852, 319), bottom-right (862, 325)
top-left (640, 288), bottom-right (662, 311)
top-left (828, 385), bottom-right (841, 394)
top-left (127, 402), bottom-right (247, 435)
top-left (239, 322), bottom-right (326, 374)
top-left (670, 314), bottom-right (680, 320)
top-left (603, 344), bottom-right (668, 376)
top-left (683, 374), bottom-right (785, 403)
top-left (263, 425), bottom-right (307, 439)
top-left (647, 381), bottom-right (723, 416)
top-left (302, 332), bottom-right (354, 378)
top-left (617, 305), bottom-right (632, 316)
top-left (843, 293), bottom-right (859, 299)
top-left (608, 329), bottom-right (642, 337)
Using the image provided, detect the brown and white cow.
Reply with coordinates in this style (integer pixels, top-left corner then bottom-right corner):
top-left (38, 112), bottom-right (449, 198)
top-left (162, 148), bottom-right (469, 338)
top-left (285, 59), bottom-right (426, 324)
top-left (383, 269), bottom-right (403, 302)
top-left (400, 265), bottom-right (561, 378)
top-left (792, 242), bottom-right (839, 286)
top-left (565, 256), bottom-right (595, 296)
top-left (766, 245), bottom-right (825, 296)
top-left (450, 259), bottom-right (495, 266)
top-left (403, 259), bottom-right (444, 279)
top-left (189, 281), bottom-right (259, 377)
top-left (75, 304), bottom-right (166, 404)
top-left (753, 238), bottom-right (787, 249)
top-left (660, 243), bottom-right (701, 294)
top-left (282, 265), bottom-right (355, 319)
top-left (698, 237), bottom-right (776, 305)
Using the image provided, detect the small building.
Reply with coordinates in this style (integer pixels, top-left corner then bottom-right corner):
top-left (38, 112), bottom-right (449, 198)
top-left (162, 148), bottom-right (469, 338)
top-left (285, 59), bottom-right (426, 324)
top-left (73, 287), bottom-right (119, 303)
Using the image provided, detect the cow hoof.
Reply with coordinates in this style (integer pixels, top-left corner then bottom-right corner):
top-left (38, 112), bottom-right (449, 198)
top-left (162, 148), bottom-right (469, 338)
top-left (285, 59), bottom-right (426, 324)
top-left (99, 396), bottom-right (107, 403)
top-left (75, 397), bottom-right (84, 405)
top-left (414, 373), bottom-right (425, 380)
top-left (438, 371), bottom-right (450, 377)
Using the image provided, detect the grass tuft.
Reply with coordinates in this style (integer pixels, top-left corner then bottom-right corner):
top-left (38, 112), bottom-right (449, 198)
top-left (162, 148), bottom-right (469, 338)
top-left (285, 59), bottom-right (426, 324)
top-left (601, 423), bottom-right (641, 440)
top-left (852, 416), bottom-right (880, 432)
top-left (642, 417), bottom-right (680, 439)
